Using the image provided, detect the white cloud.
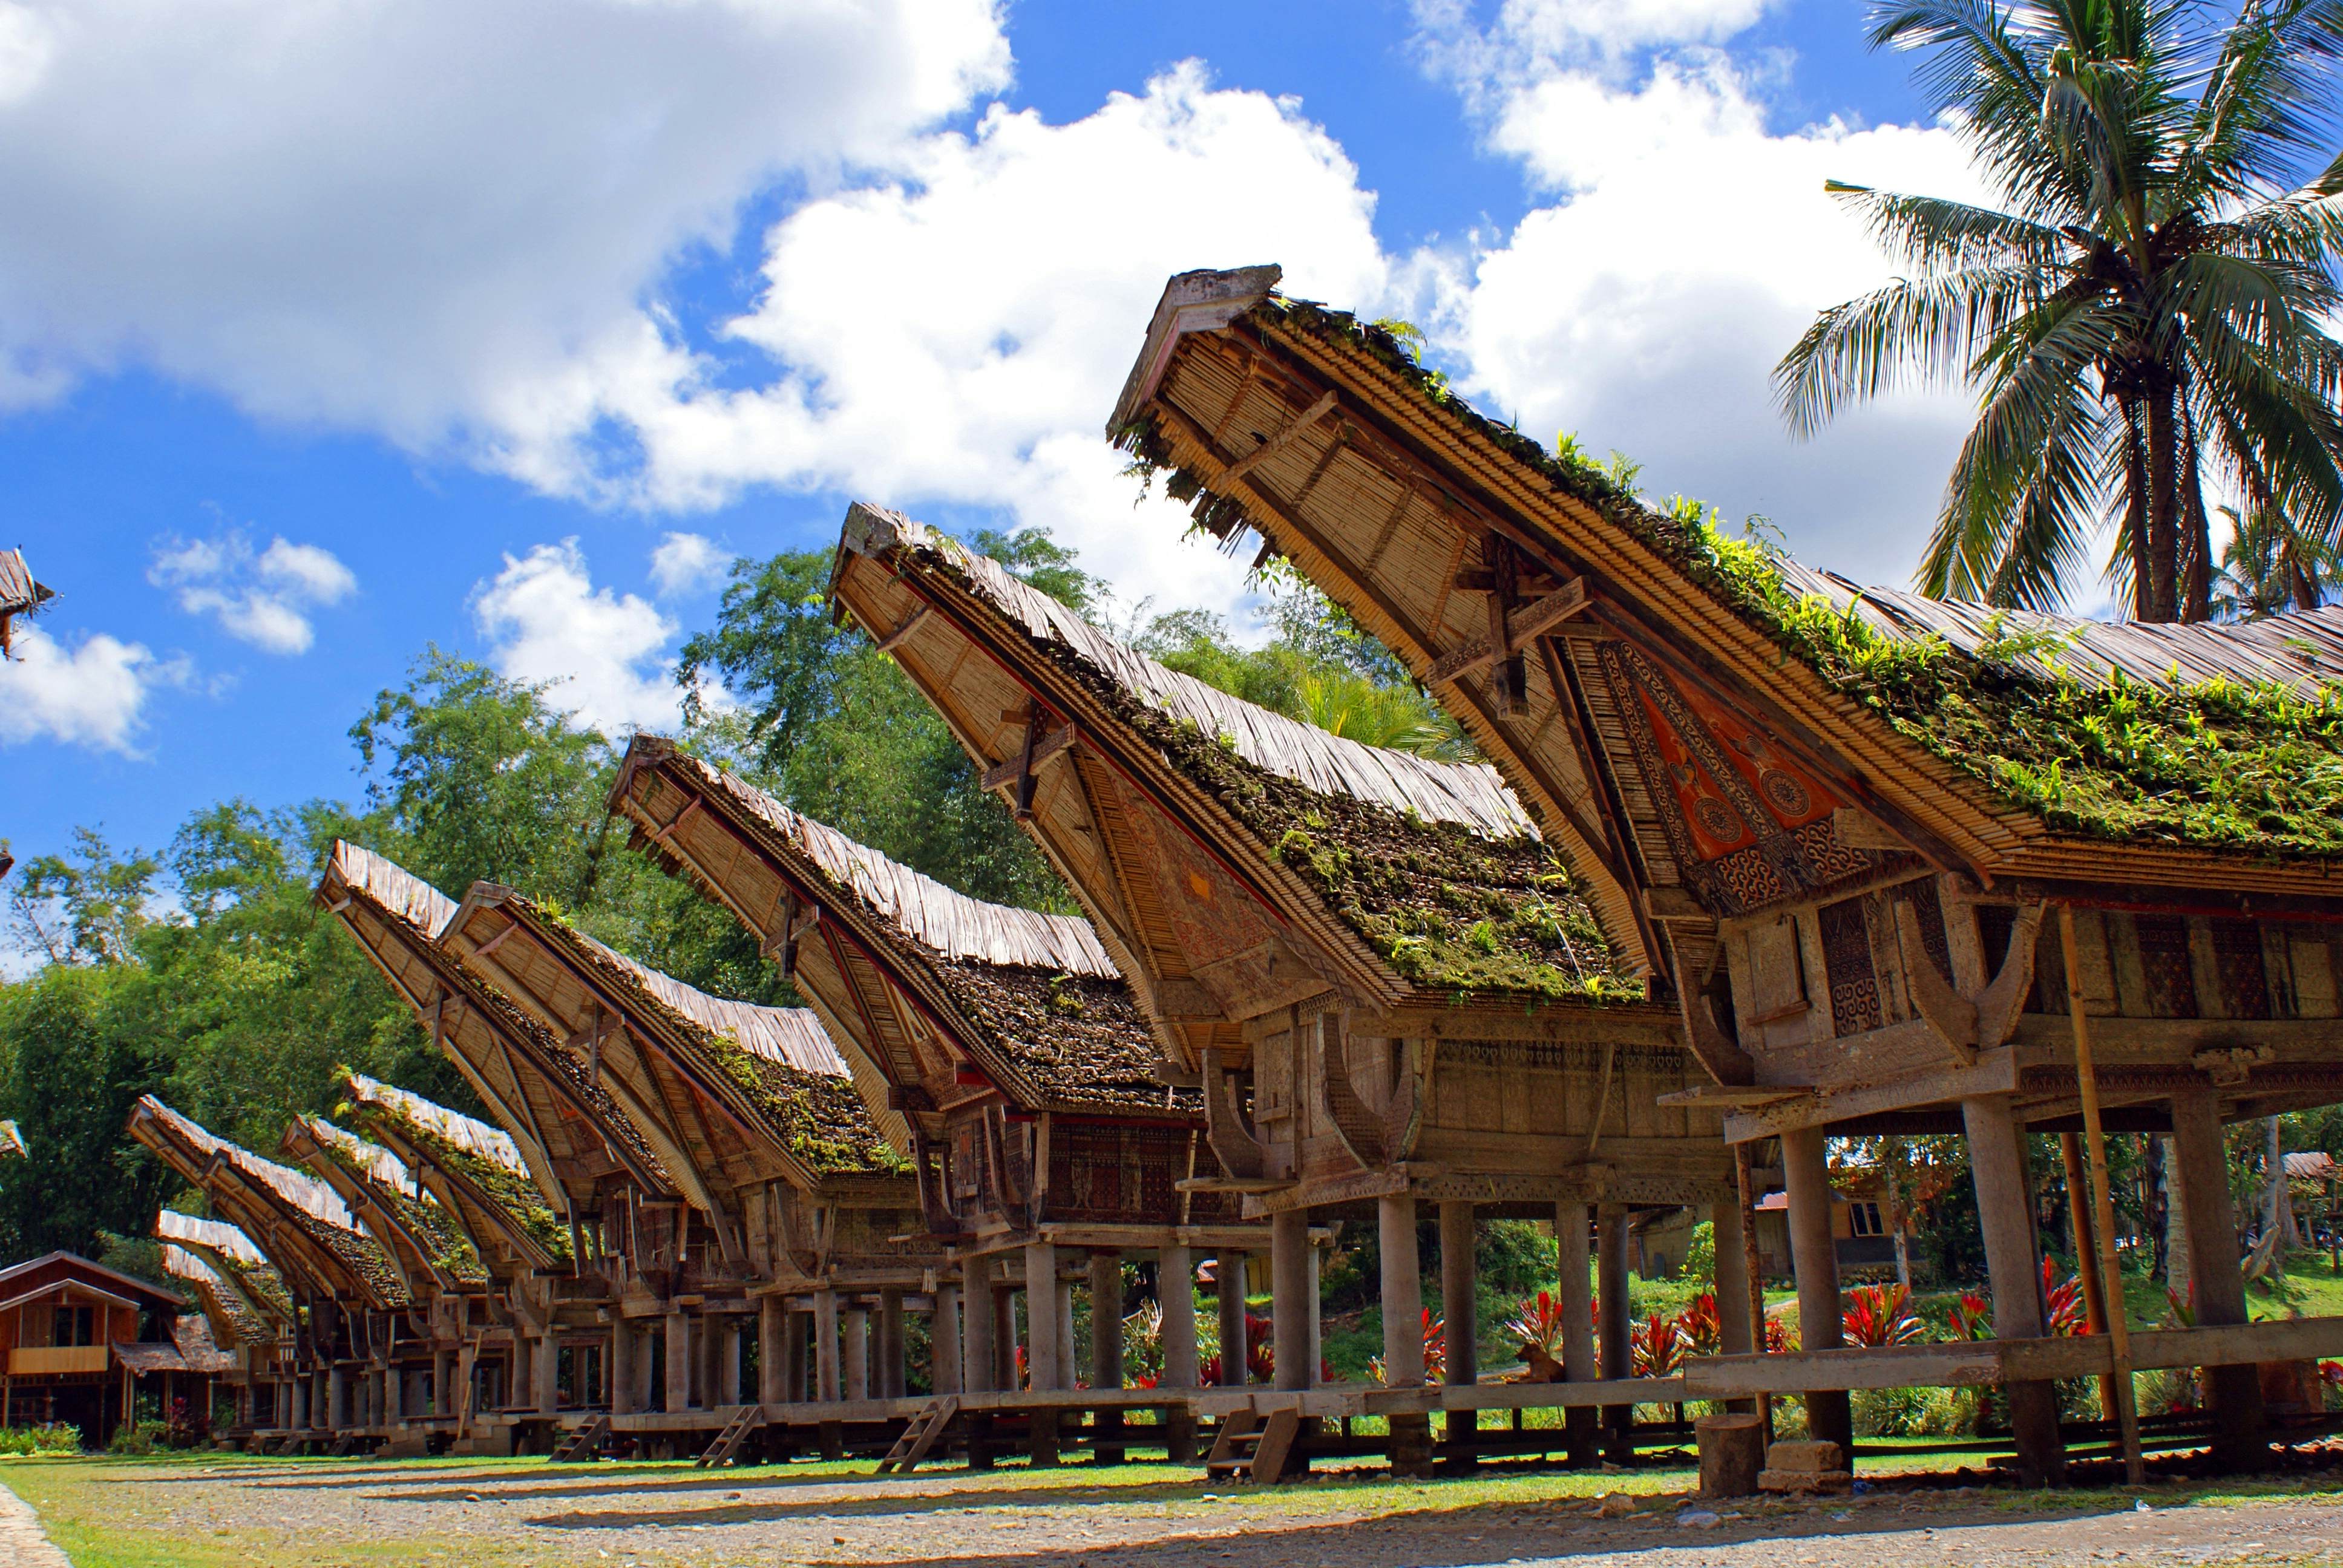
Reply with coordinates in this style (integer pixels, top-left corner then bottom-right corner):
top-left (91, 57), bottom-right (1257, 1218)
top-left (500, 64), bottom-right (1390, 619)
top-left (1413, 15), bottom-right (1988, 587)
top-left (0, 621), bottom-right (180, 752)
top-left (1415, 0), bottom-right (1778, 77)
top-left (648, 532), bottom-right (730, 598)
top-left (0, 0), bottom-right (1008, 422)
top-left (472, 539), bottom-right (715, 736)
top-left (149, 531), bottom-right (356, 655)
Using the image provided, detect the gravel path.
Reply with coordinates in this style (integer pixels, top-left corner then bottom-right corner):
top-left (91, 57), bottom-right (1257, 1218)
top-left (45, 1459), bottom-right (2343, 1568)
top-left (0, 1484), bottom-right (70, 1568)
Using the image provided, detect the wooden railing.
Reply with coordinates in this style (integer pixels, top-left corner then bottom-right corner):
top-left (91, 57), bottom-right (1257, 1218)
top-left (8, 1346), bottom-right (111, 1376)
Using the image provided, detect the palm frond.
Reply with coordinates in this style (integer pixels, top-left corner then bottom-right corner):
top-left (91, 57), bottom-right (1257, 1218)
top-left (1775, 267), bottom-right (2044, 438)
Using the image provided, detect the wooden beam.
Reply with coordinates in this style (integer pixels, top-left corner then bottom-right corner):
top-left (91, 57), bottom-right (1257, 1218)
top-left (978, 723), bottom-right (1078, 791)
top-left (1219, 389), bottom-right (1338, 483)
top-left (1425, 580), bottom-right (1590, 685)
top-left (873, 604), bottom-right (928, 653)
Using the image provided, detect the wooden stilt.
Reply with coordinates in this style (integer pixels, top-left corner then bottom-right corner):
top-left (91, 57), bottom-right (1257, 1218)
top-left (1597, 1203), bottom-right (1633, 1465)
top-left (1734, 1145), bottom-right (1772, 1434)
top-left (1217, 1252), bottom-right (1248, 1388)
top-left (1380, 1193), bottom-right (1432, 1477)
top-left (844, 1307), bottom-right (871, 1402)
top-left (665, 1311), bottom-right (691, 1414)
top-left (962, 1261), bottom-right (995, 1394)
top-left (1962, 1091), bottom-right (2065, 1483)
top-left (1783, 1126), bottom-right (1853, 1453)
top-left (1090, 1250), bottom-right (1126, 1462)
top-left (1271, 1209), bottom-right (1311, 1393)
top-left (1439, 1200), bottom-right (1478, 1459)
top-left (1159, 1245), bottom-right (1198, 1462)
top-left (814, 1292), bottom-right (841, 1404)
top-left (757, 1298), bottom-right (784, 1408)
top-left (613, 1319), bottom-right (637, 1416)
top-left (2171, 1087), bottom-right (2269, 1472)
top-left (932, 1283), bottom-right (963, 1397)
top-left (1555, 1198), bottom-right (1598, 1467)
top-left (2059, 905), bottom-right (2145, 1486)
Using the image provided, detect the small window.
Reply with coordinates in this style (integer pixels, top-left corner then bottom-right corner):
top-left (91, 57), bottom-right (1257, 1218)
top-left (52, 1304), bottom-right (96, 1347)
top-left (1848, 1201), bottom-right (1885, 1237)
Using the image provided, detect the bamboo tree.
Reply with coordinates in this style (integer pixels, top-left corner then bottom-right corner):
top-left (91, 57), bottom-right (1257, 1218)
top-left (1777, 0), bottom-right (2343, 622)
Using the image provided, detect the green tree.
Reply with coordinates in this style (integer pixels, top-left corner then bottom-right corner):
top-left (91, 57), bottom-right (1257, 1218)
top-left (0, 962), bottom-right (168, 1259)
top-left (1776, 0), bottom-right (2343, 622)
top-left (2212, 500), bottom-right (2339, 616)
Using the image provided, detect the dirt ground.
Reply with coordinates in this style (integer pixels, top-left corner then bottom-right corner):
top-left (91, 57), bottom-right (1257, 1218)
top-left (11, 1454), bottom-right (2343, 1568)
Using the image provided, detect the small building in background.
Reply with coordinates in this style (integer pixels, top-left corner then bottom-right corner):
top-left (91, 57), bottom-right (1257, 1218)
top-left (0, 1252), bottom-right (208, 1445)
top-left (1751, 1174), bottom-right (1917, 1283)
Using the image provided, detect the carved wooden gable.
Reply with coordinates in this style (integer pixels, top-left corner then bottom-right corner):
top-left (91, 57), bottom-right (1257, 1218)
top-left (1598, 642), bottom-right (1892, 914)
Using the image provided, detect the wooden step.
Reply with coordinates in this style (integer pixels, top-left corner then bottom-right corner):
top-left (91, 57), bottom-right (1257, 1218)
top-left (548, 1413), bottom-right (610, 1464)
top-left (693, 1405), bottom-right (762, 1469)
top-left (873, 1396), bottom-right (959, 1475)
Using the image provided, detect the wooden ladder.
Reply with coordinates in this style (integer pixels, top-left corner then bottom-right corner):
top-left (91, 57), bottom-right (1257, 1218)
top-left (1204, 1406), bottom-right (1300, 1483)
top-left (548, 1413), bottom-right (609, 1463)
top-left (874, 1396), bottom-right (959, 1475)
top-left (693, 1405), bottom-right (762, 1469)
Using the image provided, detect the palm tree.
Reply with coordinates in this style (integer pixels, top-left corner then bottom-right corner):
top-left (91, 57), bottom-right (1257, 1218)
top-left (2211, 499), bottom-right (2339, 615)
top-left (1775, 0), bottom-right (2343, 623)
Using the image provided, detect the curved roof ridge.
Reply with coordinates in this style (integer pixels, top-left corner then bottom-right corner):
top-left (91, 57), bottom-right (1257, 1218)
top-left (329, 841), bottom-right (458, 938)
top-left (551, 917), bottom-right (850, 1078)
top-left (303, 1117), bottom-right (417, 1197)
top-left (139, 1096), bottom-right (359, 1233)
top-left (860, 507), bottom-right (1538, 841)
top-left (344, 1073), bottom-right (531, 1180)
top-left (687, 752), bottom-right (1118, 977)
top-left (154, 1209), bottom-right (267, 1266)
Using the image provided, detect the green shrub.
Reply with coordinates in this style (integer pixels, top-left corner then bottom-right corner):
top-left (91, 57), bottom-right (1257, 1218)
top-left (0, 1424), bottom-right (80, 1456)
top-left (1683, 1221), bottom-right (1716, 1284)
top-left (106, 1419), bottom-right (168, 1456)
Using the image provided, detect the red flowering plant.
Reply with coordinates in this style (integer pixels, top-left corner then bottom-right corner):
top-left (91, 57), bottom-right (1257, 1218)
top-left (2040, 1258), bottom-right (2090, 1336)
top-left (1368, 1308), bottom-right (1448, 1385)
top-left (1841, 1282), bottom-right (1926, 1346)
top-left (1944, 1292), bottom-right (1994, 1342)
top-left (1631, 1312), bottom-right (1686, 1377)
top-left (1675, 1293), bottom-right (1722, 1359)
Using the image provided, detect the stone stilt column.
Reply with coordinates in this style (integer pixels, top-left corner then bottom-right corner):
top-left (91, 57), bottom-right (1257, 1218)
top-left (1598, 1203), bottom-right (1634, 1465)
top-left (1783, 1125), bottom-right (1853, 1453)
top-left (878, 1290), bottom-right (905, 1399)
top-left (1557, 1198), bottom-right (1598, 1467)
top-left (1216, 1252), bottom-right (1248, 1387)
top-left (1439, 1200), bottom-right (1478, 1457)
top-left (758, 1298), bottom-right (785, 1408)
top-left (1089, 1250), bottom-right (1126, 1463)
top-left (717, 1319), bottom-right (742, 1407)
top-left (611, 1320), bottom-right (636, 1416)
top-left (814, 1291), bottom-right (842, 1403)
top-left (2172, 1089), bottom-right (2269, 1472)
top-left (844, 1306), bottom-right (870, 1402)
top-left (1380, 1193), bottom-right (1432, 1477)
top-left (962, 1261), bottom-right (995, 1394)
top-left (1024, 1244), bottom-right (1060, 1390)
top-left (1271, 1210), bottom-right (1312, 1393)
top-left (1964, 1093), bottom-right (2066, 1483)
top-left (664, 1310), bottom-right (691, 1414)
top-left (785, 1305), bottom-right (810, 1404)
top-left (932, 1282), bottom-right (963, 1396)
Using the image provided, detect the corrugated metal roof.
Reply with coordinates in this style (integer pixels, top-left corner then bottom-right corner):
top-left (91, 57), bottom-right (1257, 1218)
top-left (860, 506), bottom-right (1539, 841)
top-left (1776, 562), bottom-right (2343, 696)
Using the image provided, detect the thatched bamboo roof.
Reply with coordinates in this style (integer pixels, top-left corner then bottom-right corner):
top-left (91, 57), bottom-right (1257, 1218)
top-left (445, 886), bottom-right (906, 1193)
top-left (128, 1096), bottom-right (410, 1308)
top-left (0, 1121), bottom-right (22, 1159)
top-left (835, 505), bottom-right (1642, 1014)
top-left (318, 841), bottom-right (677, 1209)
top-left (155, 1211), bottom-right (295, 1330)
top-left (1110, 268), bottom-right (2343, 921)
top-left (0, 547), bottom-right (51, 658)
top-left (338, 1072), bottom-right (569, 1267)
top-left (161, 1242), bottom-right (268, 1347)
top-left (290, 1115), bottom-right (489, 1287)
top-left (614, 737), bottom-right (1178, 1117)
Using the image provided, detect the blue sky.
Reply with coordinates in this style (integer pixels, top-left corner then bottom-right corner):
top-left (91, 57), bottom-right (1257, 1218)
top-left (1, 0), bottom-right (1977, 921)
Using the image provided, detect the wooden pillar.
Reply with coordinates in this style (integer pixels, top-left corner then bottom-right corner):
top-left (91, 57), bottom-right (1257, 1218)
top-left (813, 1292), bottom-right (842, 1403)
top-left (962, 1261), bottom-right (995, 1394)
top-left (1782, 1125), bottom-right (1853, 1453)
top-left (1597, 1203), bottom-right (1633, 1465)
top-left (784, 1305), bottom-right (810, 1403)
top-left (1712, 1191), bottom-right (1756, 1358)
top-left (1089, 1250), bottom-right (1126, 1462)
top-left (757, 1298), bottom-right (784, 1408)
top-left (1054, 1276), bottom-right (1076, 1392)
top-left (1308, 1238), bottom-right (1324, 1387)
top-left (611, 1321), bottom-right (637, 1416)
top-left (1271, 1209), bottom-right (1312, 1392)
top-left (991, 1277), bottom-right (1017, 1389)
top-left (1381, 1192), bottom-right (1432, 1477)
top-left (1159, 1246), bottom-right (1198, 1388)
top-left (1556, 1198), bottom-right (1598, 1467)
top-left (1216, 1252), bottom-right (1248, 1387)
top-left (843, 1305), bottom-right (870, 1401)
top-left (717, 1319), bottom-right (743, 1407)
top-left (1440, 1200), bottom-right (1478, 1460)
top-left (434, 1348), bottom-right (456, 1417)
top-left (1159, 1244), bottom-right (1198, 1463)
top-left (2172, 1088), bottom-right (2269, 1472)
top-left (932, 1283), bottom-right (963, 1396)
top-left (1963, 1093), bottom-right (2065, 1483)
top-left (877, 1290), bottom-right (905, 1399)
top-left (535, 1334), bottom-right (558, 1416)
top-left (329, 1364), bottom-right (349, 1429)
top-left (664, 1311), bottom-right (690, 1414)
top-left (1023, 1243), bottom-right (1060, 1391)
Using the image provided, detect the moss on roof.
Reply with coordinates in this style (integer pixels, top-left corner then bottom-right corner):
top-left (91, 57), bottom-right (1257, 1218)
top-left (895, 534), bottom-right (1641, 1004)
top-left (307, 1126), bottom-right (490, 1285)
top-left (374, 1106), bottom-right (572, 1264)
top-left (1124, 295), bottom-right (2343, 864)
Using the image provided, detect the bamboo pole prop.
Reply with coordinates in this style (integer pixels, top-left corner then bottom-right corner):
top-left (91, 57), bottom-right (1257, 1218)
top-left (2059, 904), bottom-right (2145, 1485)
top-left (2060, 1129), bottom-right (2123, 1423)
